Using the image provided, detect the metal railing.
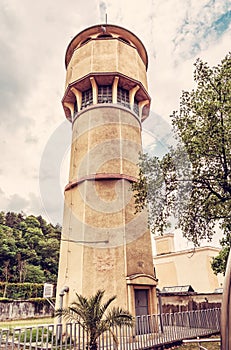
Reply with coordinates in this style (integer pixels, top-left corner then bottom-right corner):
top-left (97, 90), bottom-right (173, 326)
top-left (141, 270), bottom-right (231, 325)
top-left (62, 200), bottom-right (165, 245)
top-left (183, 337), bottom-right (221, 350)
top-left (0, 308), bottom-right (220, 350)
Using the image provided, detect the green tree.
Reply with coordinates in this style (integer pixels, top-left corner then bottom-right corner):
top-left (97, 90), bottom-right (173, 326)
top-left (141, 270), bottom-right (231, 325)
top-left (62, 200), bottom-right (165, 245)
top-left (38, 238), bottom-right (60, 282)
top-left (211, 229), bottom-right (231, 275)
top-left (0, 225), bottom-right (17, 282)
top-left (133, 53), bottom-right (231, 247)
top-left (55, 290), bottom-right (133, 350)
top-left (24, 264), bottom-right (46, 283)
top-left (5, 212), bottom-right (24, 228)
top-left (0, 211), bottom-right (61, 283)
top-left (25, 215), bottom-right (40, 228)
top-left (0, 211), bottom-right (5, 225)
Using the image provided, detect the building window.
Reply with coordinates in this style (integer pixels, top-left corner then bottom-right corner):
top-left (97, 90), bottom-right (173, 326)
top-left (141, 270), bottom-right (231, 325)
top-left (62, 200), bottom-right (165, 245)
top-left (80, 37), bottom-right (91, 46)
top-left (118, 37), bottom-right (131, 45)
top-left (98, 85), bottom-right (112, 104)
top-left (133, 98), bottom-right (139, 116)
top-left (74, 100), bottom-right (78, 117)
top-left (81, 89), bottom-right (93, 109)
top-left (97, 33), bottom-right (113, 38)
top-left (117, 87), bottom-right (130, 109)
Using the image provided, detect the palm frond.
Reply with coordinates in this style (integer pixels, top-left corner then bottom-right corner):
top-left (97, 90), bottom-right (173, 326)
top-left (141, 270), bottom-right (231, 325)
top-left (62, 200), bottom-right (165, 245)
top-left (106, 307), bottom-right (134, 327)
top-left (55, 289), bottom-right (134, 349)
top-left (100, 295), bottom-right (117, 318)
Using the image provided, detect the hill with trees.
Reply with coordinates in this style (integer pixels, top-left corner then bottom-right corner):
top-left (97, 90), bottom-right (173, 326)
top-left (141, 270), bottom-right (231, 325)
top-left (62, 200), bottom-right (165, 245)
top-left (0, 211), bottom-right (61, 284)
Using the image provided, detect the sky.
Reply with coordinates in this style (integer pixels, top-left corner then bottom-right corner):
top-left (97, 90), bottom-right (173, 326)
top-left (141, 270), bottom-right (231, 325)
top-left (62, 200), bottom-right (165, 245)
top-left (0, 0), bottom-right (230, 249)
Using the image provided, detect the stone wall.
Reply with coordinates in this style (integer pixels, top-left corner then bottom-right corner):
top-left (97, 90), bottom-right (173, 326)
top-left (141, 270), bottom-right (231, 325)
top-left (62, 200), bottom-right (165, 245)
top-left (159, 292), bottom-right (222, 313)
top-left (0, 293), bottom-right (222, 320)
top-left (0, 300), bottom-right (54, 321)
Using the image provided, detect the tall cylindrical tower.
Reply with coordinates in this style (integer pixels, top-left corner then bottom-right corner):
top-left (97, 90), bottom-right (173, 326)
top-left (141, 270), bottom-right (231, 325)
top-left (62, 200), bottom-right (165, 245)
top-left (56, 24), bottom-right (157, 316)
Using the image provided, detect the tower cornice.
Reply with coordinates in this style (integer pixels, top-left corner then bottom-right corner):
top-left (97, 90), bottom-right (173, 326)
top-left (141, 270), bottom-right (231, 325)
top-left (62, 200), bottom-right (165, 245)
top-left (62, 72), bottom-right (151, 122)
top-left (65, 173), bottom-right (138, 192)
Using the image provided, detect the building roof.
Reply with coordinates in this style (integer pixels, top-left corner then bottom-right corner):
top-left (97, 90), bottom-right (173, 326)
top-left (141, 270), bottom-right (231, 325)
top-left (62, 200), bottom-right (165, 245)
top-left (65, 24), bottom-right (148, 69)
top-left (154, 245), bottom-right (221, 259)
top-left (162, 285), bottom-right (195, 293)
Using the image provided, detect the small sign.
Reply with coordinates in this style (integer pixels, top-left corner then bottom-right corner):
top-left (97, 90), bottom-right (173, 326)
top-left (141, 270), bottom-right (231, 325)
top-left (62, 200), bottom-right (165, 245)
top-left (43, 283), bottom-right (54, 298)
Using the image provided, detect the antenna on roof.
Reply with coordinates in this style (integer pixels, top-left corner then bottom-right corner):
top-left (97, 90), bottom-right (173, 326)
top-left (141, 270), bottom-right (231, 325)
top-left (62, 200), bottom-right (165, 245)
top-left (105, 13), bottom-right (107, 24)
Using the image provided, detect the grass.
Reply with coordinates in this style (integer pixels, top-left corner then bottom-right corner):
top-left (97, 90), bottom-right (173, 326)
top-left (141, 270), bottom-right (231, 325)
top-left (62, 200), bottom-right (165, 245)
top-left (175, 336), bottom-right (220, 350)
top-left (0, 317), bottom-right (54, 328)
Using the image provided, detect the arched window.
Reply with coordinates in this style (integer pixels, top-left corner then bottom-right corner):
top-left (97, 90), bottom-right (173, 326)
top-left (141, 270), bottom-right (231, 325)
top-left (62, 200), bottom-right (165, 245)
top-left (98, 85), bottom-right (112, 103)
top-left (74, 100), bottom-right (78, 116)
top-left (118, 37), bottom-right (130, 45)
top-left (133, 98), bottom-right (139, 116)
top-left (81, 89), bottom-right (93, 109)
top-left (80, 37), bottom-right (91, 46)
top-left (97, 33), bottom-right (113, 38)
top-left (117, 87), bottom-right (130, 109)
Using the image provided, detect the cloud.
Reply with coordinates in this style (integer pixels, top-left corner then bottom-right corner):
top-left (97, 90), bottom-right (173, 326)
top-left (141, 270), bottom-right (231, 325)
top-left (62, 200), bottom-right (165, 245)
top-left (172, 2), bottom-right (231, 60)
top-left (142, 111), bottom-right (174, 157)
top-left (25, 135), bottom-right (38, 144)
top-left (209, 10), bottom-right (231, 36)
top-left (99, 1), bottom-right (107, 22)
top-left (0, 188), bottom-right (55, 222)
top-left (0, 0), bottom-right (229, 230)
top-left (7, 194), bottom-right (29, 212)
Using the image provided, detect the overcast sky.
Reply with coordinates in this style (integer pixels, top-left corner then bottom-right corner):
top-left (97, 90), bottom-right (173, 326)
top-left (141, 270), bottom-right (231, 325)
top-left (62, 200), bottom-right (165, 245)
top-left (1, 0), bottom-right (230, 248)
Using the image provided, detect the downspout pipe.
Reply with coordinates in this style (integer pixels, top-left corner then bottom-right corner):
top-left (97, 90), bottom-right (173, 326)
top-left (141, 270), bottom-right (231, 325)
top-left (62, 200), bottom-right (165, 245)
top-left (156, 288), bottom-right (163, 333)
top-left (58, 286), bottom-right (69, 324)
top-left (221, 250), bottom-right (231, 349)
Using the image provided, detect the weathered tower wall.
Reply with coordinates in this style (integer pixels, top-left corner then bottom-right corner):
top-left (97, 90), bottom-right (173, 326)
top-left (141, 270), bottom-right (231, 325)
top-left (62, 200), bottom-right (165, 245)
top-left (56, 24), bottom-right (157, 316)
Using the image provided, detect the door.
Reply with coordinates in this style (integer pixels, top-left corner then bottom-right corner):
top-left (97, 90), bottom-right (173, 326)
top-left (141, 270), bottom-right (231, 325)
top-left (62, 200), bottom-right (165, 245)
top-left (135, 289), bottom-right (150, 334)
top-left (135, 289), bottom-right (149, 316)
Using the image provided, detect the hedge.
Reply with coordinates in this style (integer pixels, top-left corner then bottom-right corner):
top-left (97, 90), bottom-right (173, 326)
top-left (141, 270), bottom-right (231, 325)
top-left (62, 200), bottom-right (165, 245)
top-left (0, 283), bottom-right (45, 299)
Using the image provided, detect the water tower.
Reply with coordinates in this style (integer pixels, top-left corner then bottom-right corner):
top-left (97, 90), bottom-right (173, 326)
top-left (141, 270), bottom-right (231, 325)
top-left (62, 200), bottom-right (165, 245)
top-left (56, 24), bottom-right (157, 316)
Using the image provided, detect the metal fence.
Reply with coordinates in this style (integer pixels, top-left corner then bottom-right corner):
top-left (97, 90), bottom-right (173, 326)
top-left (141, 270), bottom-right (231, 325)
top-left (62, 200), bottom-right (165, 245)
top-left (183, 337), bottom-right (221, 350)
top-left (0, 308), bottom-right (220, 350)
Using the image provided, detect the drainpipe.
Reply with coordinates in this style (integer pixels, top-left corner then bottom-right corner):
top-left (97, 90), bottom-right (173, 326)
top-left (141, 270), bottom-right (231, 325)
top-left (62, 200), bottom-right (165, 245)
top-left (156, 288), bottom-right (163, 333)
top-left (58, 286), bottom-right (69, 324)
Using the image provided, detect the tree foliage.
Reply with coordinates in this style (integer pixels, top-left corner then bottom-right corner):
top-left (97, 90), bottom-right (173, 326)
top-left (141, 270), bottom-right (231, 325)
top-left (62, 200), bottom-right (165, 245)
top-left (133, 53), bottom-right (231, 246)
top-left (55, 290), bottom-right (133, 350)
top-left (211, 229), bottom-right (231, 275)
top-left (0, 211), bottom-right (61, 283)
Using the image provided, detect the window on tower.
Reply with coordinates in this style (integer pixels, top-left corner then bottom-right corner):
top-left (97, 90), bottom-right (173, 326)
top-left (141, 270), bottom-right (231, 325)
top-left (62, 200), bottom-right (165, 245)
top-left (97, 33), bottom-right (113, 39)
top-left (117, 87), bottom-right (130, 109)
top-left (133, 98), bottom-right (139, 116)
top-left (80, 37), bottom-right (92, 46)
top-left (74, 100), bottom-right (78, 116)
top-left (81, 89), bottom-right (93, 109)
top-left (118, 37), bottom-right (131, 45)
top-left (98, 85), bottom-right (112, 104)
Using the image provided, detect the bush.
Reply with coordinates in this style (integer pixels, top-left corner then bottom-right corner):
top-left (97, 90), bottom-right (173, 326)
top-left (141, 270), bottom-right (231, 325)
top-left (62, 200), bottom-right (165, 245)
top-left (0, 283), bottom-right (44, 299)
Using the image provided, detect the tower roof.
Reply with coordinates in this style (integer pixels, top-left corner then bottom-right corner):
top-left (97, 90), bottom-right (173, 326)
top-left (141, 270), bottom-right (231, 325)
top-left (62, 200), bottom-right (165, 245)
top-left (65, 24), bottom-right (148, 69)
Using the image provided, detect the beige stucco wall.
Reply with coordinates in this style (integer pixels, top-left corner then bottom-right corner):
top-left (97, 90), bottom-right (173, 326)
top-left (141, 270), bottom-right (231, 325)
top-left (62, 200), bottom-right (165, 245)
top-left (69, 106), bottom-right (141, 183)
top-left (154, 246), bottom-right (224, 293)
top-left (65, 39), bottom-right (148, 91)
top-left (57, 175), bottom-right (155, 309)
top-left (155, 233), bottom-right (175, 255)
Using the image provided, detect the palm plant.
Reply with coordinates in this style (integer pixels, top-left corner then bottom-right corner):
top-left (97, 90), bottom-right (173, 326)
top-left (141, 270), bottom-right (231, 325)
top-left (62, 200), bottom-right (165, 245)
top-left (55, 289), bottom-right (134, 350)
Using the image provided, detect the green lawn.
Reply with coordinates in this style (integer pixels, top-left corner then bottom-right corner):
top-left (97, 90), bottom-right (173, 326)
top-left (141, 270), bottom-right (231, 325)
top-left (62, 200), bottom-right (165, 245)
top-left (0, 317), bottom-right (54, 328)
